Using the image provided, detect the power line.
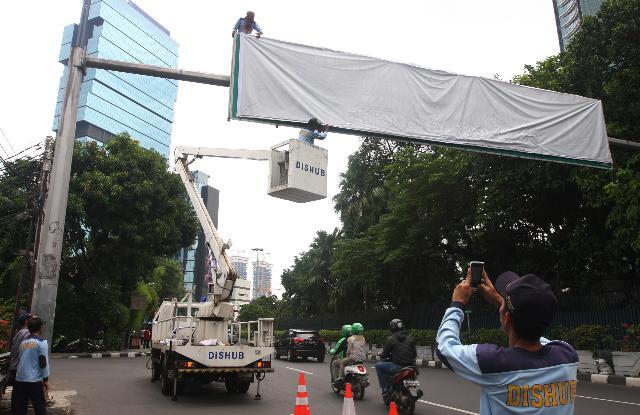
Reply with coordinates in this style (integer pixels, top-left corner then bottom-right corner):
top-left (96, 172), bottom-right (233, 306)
top-left (7, 142), bottom-right (44, 161)
top-left (0, 127), bottom-right (16, 155)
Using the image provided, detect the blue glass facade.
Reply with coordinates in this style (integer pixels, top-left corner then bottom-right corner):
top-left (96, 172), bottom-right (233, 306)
top-left (53, 0), bottom-right (178, 158)
top-left (552, 0), bottom-right (604, 51)
top-left (177, 171), bottom-right (220, 294)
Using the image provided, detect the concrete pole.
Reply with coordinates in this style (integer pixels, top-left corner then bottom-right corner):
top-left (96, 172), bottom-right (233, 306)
top-left (31, 0), bottom-right (90, 344)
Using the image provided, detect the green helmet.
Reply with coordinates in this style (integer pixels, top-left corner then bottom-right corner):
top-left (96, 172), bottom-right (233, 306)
top-left (351, 323), bottom-right (364, 335)
top-left (341, 325), bottom-right (352, 337)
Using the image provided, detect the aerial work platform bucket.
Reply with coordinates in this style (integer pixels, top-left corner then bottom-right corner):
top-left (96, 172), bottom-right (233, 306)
top-left (268, 139), bottom-right (328, 203)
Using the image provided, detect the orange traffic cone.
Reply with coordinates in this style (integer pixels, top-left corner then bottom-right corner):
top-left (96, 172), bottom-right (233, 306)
top-left (341, 383), bottom-right (356, 415)
top-left (293, 372), bottom-right (311, 415)
top-left (388, 401), bottom-right (399, 415)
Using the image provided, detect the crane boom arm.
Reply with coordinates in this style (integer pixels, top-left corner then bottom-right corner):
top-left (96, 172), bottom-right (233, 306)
top-left (173, 146), bottom-right (271, 306)
top-left (174, 156), bottom-right (236, 304)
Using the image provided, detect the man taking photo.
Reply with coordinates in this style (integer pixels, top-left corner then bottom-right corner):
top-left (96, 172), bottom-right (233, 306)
top-left (437, 269), bottom-right (578, 414)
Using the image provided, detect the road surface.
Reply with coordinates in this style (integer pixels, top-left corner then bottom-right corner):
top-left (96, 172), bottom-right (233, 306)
top-left (50, 356), bottom-right (640, 414)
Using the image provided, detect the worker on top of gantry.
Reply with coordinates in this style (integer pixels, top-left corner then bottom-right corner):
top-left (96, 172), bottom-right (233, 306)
top-left (232, 11), bottom-right (263, 38)
top-left (298, 118), bottom-right (329, 145)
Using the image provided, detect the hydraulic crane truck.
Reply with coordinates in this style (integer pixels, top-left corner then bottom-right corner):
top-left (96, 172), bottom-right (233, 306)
top-left (149, 141), bottom-right (328, 401)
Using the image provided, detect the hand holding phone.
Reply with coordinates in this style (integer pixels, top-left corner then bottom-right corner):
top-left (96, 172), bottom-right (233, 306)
top-left (470, 261), bottom-right (484, 288)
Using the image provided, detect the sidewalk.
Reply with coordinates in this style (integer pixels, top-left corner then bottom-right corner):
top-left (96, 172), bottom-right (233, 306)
top-left (0, 387), bottom-right (75, 415)
top-left (51, 348), bottom-right (150, 359)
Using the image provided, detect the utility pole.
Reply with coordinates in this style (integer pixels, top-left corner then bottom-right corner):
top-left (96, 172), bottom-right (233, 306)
top-left (31, 0), bottom-right (91, 345)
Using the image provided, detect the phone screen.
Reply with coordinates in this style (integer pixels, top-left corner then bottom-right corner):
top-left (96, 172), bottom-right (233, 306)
top-left (470, 261), bottom-right (484, 287)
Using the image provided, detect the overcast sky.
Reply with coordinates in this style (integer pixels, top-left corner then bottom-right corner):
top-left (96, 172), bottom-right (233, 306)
top-left (0, 1), bottom-right (560, 297)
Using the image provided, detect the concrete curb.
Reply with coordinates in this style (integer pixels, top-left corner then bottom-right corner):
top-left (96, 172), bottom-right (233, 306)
top-left (63, 352), bottom-right (148, 359)
top-left (577, 372), bottom-right (640, 387)
top-left (365, 355), bottom-right (639, 388)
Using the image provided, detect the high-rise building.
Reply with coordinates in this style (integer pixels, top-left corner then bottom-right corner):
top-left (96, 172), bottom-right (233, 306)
top-left (229, 251), bottom-right (250, 280)
top-left (552, 0), bottom-right (604, 51)
top-left (230, 279), bottom-right (251, 311)
top-left (53, 0), bottom-right (179, 158)
top-left (252, 257), bottom-right (272, 299)
top-left (177, 171), bottom-right (220, 299)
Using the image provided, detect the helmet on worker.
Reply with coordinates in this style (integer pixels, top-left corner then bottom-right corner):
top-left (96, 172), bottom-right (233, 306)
top-left (341, 324), bottom-right (352, 337)
top-left (351, 322), bottom-right (364, 335)
top-left (389, 318), bottom-right (404, 333)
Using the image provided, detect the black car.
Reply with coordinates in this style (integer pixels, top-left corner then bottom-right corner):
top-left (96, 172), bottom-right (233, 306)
top-left (275, 329), bottom-right (326, 362)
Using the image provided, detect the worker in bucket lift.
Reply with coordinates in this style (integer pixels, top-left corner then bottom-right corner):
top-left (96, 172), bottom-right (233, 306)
top-left (298, 118), bottom-right (328, 145)
top-left (232, 11), bottom-right (263, 37)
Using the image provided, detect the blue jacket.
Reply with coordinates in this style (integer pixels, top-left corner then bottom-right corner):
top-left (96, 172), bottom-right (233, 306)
top-left (233, 18), bottom-right (263, 35)
top-left (437, 303), bottom-right (578, 414)
top-left (16, 334), bottom-right (50, 382)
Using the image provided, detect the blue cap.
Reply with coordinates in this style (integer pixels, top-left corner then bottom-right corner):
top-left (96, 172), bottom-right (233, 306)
top-left (495, 272), bottom-right (558, 331)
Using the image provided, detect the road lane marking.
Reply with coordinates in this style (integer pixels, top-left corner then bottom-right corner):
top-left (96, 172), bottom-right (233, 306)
top-left (577, 395), bottom-right (640, 406)
top-left (418, 399), bottom-right (479, 415)
top-left (284, 366), bottom-right (314, 375)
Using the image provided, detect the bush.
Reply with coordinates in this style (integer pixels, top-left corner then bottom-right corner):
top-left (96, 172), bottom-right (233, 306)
top-left (363, 329), bottom-right (388, 347)
top-left (621, 324), bottom-right (640, 352)
top-left (474, 328), bottom-right (508, 347)
top-left (570, 325), bottom-right (611, 351)
top-left (319, 329), bottom-right (341, 343)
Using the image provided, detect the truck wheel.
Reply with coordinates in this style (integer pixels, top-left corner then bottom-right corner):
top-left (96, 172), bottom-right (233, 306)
top-left (151, 359), bottom-right (160, 381)
top-left (225, 379), bottom-right (238, 393)
top-left (317, 354), bottom-right (325, 363)
top-left (236, 382), bottom-right (250, 393)
top-left (161, 357), bottom-right (172, 396)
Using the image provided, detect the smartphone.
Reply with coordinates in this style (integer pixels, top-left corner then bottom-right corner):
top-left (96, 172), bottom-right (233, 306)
top-left (470, 261), bottom-right (484, 287)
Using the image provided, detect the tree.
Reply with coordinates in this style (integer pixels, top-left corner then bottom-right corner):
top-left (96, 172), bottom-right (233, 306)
top-left (238, 295), bottom-right (280, 322)
top-left (279, 0), bottom-right (640, 318)
top-left (0, 156), bottom-right (41, 336)
top-left (280, 230), bottom-right (340, 316)
top-left (52, 133), bottom-right (198, 347)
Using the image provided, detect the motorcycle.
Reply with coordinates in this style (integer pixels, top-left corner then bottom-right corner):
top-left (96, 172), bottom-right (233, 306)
top-left (382, 366), bottom-right (423, 415)
top-left (329, 354), bottom-right (369, 400)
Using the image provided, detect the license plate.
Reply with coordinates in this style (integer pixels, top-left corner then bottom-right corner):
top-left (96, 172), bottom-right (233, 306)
top-left (403, 380), bottom-right (420, 387)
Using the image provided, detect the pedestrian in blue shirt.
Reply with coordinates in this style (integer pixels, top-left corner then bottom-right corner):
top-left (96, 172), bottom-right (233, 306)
top-left (232, 11), bottom-right (263, 38)
top-left (12, 316), bottom-right (49, 415)
top-left (437, 269), bottom-right (578, 415)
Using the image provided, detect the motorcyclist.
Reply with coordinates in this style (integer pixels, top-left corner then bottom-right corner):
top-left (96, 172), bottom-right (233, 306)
top-left (336, 323), bottom-right (367, 383)
top-left (375, 319), bottom-right (417, 395)
top-left (330, 325), bottom-right (352, 381)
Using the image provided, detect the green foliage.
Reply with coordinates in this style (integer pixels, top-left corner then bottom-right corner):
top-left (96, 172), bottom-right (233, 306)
top-left (571, 325), bottom-right (612, 351)
top-left (622, 323), bottom-right (640, 352)
top-left (238, 295), bottom-right (281, 322)
top-left (0, 134), bottom-right (198, 350)
top-left (363, 329), bottom-right (388, 347)
top-left (280, 230), bottom-right (340, 315)
top-left (319, 329), bottom-right (341, 343)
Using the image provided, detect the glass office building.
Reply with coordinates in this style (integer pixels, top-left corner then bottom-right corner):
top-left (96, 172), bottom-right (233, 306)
top-left (53, 0), bottom-right (178, 158)
top-left (552, 0), bottom-right (604, 51)
top-left (252, 258), bottom-right (273, 299)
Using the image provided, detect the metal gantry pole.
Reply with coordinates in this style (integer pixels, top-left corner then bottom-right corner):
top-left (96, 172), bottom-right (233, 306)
top-left (30, 0), bottom-right (91, 345)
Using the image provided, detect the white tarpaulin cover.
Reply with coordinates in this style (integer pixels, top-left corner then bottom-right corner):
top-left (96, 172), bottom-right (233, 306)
top-left (229, 35), bottom-right (612, 168)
